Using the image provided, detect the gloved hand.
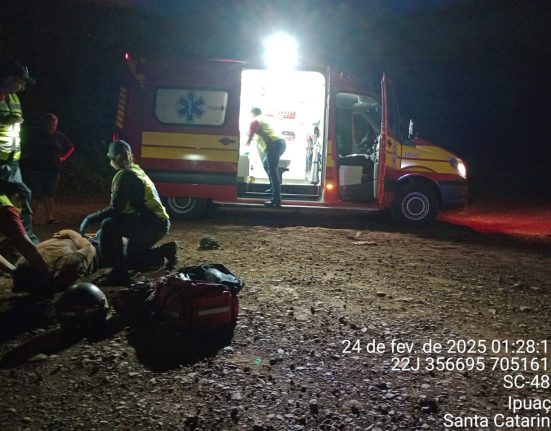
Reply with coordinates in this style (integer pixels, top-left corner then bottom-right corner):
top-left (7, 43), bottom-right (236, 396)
top-left (79, 216), bottom-right (92, 235)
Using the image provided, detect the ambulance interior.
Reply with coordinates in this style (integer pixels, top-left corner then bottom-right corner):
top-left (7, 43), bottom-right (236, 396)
top-left (335, 92), bottom-right (382, 202)
top-left (237, 69), bottom-right (326, 200)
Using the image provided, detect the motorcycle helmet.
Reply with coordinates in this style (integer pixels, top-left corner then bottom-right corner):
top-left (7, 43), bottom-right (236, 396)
top-left (55, 282), bottom-right (109, 331)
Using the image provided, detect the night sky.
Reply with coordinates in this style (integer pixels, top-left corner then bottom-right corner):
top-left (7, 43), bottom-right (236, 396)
top-left (2, 0), bottom-right (550, 202)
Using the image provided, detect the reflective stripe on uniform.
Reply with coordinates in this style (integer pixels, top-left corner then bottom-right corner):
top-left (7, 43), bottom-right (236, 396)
top-left (0, 194), bottom-right (14, 208)
top-left (255, 117), bottom-right (283, 153)
top-left (112, 163), bottom-right (170, 220)
top-left (0, 94), bottom-right (22, 161)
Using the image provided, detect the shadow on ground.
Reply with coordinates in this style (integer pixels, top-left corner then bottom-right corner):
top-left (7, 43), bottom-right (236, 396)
top-left (0, 315), bottom-right (126, 369)
top-left (127, 321), bottom-right (235, 372)
top-left (0, 295), bottom-right (56, 344)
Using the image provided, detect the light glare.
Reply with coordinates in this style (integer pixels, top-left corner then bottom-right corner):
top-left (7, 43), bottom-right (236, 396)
top-left (263, 33), bottom-right (298, 70)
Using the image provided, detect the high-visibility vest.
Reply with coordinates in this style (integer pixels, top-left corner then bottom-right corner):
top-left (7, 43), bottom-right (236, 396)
top-left (0, 192), bottom-right (24, 213)
top-left (254, 117), bottom-right (282, 155)
top-left (0, 94), bottom-right (22, 161)
top-left (112, 163), bottom-right (169, 220)
top-left (0, 194), bottom-right (14, 208)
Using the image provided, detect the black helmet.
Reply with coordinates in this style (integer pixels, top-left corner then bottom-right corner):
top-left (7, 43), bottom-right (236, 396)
top-left (55, 282), bottom-right (109, 330)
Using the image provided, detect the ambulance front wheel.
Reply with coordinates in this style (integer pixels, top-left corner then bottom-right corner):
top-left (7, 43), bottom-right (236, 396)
top-left (390, 182), bottom-right (439, 226)
top-left (163, 197), bottom-right (209, 220)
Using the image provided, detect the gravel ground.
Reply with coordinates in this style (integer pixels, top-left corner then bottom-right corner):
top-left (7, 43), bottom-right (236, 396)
top-left (1, 199), bottom-right (550, 430)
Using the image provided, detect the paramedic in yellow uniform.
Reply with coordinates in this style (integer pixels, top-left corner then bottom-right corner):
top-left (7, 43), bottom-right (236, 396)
top-left (245, 107), bottom-right (286, 207)
top-left (0, 59), bottom-right (38, 243)
top-left (79, 140), bottom-right (177, 285)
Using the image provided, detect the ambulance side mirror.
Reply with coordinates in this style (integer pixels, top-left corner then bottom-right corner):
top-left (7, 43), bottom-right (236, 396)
top-left (408, 119), bottom-right (415, 139)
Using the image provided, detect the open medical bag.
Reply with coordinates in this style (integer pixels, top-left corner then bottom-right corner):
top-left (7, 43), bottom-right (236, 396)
top-left (153, 264), bottom-right (243, 330)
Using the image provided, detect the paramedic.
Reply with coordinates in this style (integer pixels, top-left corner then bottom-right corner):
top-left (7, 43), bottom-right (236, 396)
top-left (0, 59), bottom-right (38, 243)
top-left (0, 180), bottom-right (49, 281)
top-left (79, 140), bottom-right (176, 286)
top-left (245, 107), bottom-right (286, 207)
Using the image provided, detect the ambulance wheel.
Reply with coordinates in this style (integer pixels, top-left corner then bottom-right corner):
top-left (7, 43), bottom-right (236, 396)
top-left (207, 200), bottom-right (219, 214)
top-left (163, 197), bottom-right (208, 220)
top-left (391, 182), bottom-right (438, 226)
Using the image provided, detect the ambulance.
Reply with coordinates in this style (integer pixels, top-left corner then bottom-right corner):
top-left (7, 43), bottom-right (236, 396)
top-left (115, 57), bottom-right (467, 226)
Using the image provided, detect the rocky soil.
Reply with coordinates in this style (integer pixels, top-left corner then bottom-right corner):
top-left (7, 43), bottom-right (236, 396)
top-left (1, 198), bottom-right (550, 430)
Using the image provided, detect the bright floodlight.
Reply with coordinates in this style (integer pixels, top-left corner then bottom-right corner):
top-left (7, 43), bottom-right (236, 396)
top-left (263, 33), bottom-right (298, 70)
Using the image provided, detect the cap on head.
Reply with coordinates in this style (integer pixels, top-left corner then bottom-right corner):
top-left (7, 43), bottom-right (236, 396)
top-left (0, 59), bottom-right (36, 85)
top-left (107, 140), bottom-right (132, 159)
top-left (250, 107), bottom-right (262, 116)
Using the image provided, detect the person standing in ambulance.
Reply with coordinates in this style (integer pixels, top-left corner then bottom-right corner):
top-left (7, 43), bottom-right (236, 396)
top-left (245, 107), bottom-right (286, 207)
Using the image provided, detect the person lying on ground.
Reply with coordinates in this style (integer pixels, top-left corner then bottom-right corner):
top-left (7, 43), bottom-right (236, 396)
top-left (12, 229), bottom-right (96, 294)
top-left (12, 226), bottom-right (177, 293)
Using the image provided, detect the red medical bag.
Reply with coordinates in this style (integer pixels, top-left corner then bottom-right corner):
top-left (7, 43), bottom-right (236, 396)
top-left (154, 265), bottom-right (242, 330)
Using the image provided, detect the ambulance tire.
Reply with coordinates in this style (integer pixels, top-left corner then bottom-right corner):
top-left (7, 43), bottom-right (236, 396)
top-left (163, 197), bottom-right (208, 220)
top-left (391, 182), bottom-right (439, 226)
top-left (206, 200), bottom-right (219, 215)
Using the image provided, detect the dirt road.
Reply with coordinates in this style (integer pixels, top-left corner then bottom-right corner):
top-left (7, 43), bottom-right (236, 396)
top-left (1, 200), bottom-right (550, 430)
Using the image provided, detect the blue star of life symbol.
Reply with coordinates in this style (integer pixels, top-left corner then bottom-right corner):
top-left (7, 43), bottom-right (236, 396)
top-left (176, 92), bottom-right (206, 122)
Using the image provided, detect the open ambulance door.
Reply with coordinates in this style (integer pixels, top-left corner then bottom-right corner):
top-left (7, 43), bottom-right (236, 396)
top-left (335, 91), bottom-right (380, 203)
top-left (377, 74), bottom-right (389, 205)
top-left (139, 60), bottom-right (243, 219)
top-left (377, 74), bottom-right (402, 207)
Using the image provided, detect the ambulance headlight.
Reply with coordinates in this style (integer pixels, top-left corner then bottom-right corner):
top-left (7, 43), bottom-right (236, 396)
top-left (449, 158), bottom-right (467, 179)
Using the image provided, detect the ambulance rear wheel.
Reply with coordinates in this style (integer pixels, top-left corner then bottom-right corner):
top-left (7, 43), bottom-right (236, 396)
top-left (163, 197), bottom-right (208, 220)
top-left (391, 182), bottom-right (438, 226)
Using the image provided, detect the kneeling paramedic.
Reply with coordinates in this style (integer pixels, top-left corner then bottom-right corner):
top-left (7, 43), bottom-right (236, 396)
top-left (79, 140), bottom-right (176, 285)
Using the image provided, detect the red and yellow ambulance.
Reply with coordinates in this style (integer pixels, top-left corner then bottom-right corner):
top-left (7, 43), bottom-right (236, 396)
top-left (115, 58), bottom-right (467, 225)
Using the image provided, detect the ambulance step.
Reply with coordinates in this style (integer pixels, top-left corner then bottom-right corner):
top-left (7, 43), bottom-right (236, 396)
top-left (237, 183), bottom-right (320, 196)
top-left (241, 192), bottom-right (321, 201)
